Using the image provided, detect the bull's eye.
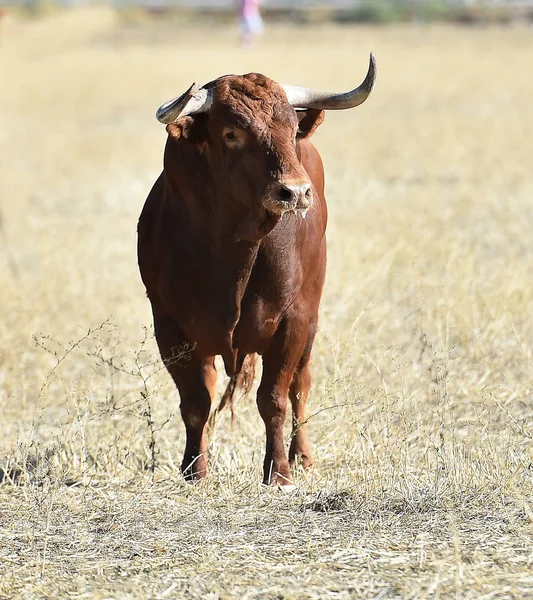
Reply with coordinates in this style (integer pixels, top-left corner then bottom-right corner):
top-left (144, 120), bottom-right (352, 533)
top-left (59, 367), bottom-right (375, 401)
top-left (223, 128), bottom-right (245, 149)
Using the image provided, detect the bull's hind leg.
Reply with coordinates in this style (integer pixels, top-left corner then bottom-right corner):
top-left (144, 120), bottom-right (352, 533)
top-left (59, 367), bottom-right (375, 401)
top-left (289, 322), bottom-right (317, 470)
top-left (257, 317), bottom-right (307, 487)
top-left (153, 314), bottom-right (216, 480)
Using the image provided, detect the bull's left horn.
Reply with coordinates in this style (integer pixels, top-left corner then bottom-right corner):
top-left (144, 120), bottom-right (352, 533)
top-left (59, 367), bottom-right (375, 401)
top-left (156, 83), bottom-right (213, 124)
top-left (282, 52), bottom-right (376, 110)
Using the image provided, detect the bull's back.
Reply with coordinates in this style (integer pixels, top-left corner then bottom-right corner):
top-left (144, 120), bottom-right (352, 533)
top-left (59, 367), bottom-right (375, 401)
top-left (137, 173), bottom-right (167, 303)
top-left (300, 139), bottom-right (325, 200)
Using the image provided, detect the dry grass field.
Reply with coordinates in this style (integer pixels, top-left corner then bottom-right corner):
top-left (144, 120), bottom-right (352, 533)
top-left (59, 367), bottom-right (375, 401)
top-left (1, 8), bottom-right (533, 599)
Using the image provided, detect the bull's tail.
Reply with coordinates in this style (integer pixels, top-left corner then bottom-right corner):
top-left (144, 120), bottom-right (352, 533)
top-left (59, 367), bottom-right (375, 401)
top-left (209, 353), bottom-right (257, 430)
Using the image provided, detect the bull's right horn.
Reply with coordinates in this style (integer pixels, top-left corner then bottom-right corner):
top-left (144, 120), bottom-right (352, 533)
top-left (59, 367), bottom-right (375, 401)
top-left (156, 83), bottom-right (213, 124)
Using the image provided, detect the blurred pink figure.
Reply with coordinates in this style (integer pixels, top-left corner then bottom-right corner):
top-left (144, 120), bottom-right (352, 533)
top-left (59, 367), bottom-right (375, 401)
top-left (238, 0), bottom-right (264, 47)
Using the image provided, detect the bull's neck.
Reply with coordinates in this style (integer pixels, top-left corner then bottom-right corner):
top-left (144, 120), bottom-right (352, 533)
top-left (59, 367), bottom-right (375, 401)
top-left (163, 141), bottom-right (263, 315)
top-left (163, 138), bottom-right (278, 244)
top-left (165, 141), bottom-right (239, 236)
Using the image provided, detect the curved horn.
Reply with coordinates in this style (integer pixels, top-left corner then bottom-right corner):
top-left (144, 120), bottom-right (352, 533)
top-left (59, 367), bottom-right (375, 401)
top-left (282, 52), bottom-right (376, 110)
top-left (156, 83), bottom-right (213, 124)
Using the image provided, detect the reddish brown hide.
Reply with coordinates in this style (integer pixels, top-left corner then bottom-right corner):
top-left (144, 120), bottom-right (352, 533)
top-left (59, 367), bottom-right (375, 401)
top-left (138, 65), bottom-right (375, 486)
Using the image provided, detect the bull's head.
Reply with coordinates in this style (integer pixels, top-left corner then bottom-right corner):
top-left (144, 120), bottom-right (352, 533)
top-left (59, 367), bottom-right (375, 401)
top-left (157, 54), bottom-right (376, 240)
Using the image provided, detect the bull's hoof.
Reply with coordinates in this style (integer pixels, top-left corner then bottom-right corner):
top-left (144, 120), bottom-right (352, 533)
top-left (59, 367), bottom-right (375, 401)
top-left (263, 459), bottom-right (292, 488)
top-left (278, 483), bottom-right (297, 493)
top-left (261, 478), bottom-right (297, 492)
top-left (181, 454), bottom-right (208, 481)
top-left (289, 443), bottom-right (314, 470)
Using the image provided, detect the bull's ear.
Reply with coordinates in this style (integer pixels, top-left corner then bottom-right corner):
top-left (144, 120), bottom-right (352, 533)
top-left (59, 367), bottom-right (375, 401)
top-left (296, 109), bottom-right (325, 139)
top-left (166, 115), bottom-right (207, 148)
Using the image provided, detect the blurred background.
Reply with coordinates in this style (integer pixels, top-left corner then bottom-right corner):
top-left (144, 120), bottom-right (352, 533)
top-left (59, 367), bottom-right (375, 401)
top-left (1, 0), bottom-right (533, 596)
top-left (3, 0), bottom-right (533, 24)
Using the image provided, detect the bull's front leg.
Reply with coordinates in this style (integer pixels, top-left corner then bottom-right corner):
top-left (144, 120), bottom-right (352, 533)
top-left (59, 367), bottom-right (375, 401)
top-left (153, 313), bottom-right (216, 480)
top-left (288, 320), bottom-right (318, 470)
top-left (175, 359), bottom-right (217, 479)
top-left (257, 317), bottom-right (307, 487)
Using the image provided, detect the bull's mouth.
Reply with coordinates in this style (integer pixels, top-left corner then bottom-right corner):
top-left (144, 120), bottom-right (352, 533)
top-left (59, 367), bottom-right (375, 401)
top-left (262, 196), bottom-right (313, 220)
top-left (233, 193), bottom-right (313, 243)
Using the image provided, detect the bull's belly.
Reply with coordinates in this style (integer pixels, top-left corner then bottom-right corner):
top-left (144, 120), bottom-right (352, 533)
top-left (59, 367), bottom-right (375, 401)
top-left (171, 296), bottom-right (282, 372)
top-left (156, 254), bottom-right (300, 373)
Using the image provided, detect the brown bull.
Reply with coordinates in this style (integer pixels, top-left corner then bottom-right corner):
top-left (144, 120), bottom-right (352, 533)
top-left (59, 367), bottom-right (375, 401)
top-left (138, 55), bottom-right (376, 487)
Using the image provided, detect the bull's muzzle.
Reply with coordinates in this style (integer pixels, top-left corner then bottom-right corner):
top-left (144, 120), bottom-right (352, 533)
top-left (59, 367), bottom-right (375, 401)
top-left (263, 181), bottom-right (313, 218)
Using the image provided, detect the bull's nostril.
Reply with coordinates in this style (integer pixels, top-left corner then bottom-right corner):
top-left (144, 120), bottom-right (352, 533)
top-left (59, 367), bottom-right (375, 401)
top-left (304, 187), bottom-right (311, 199)
top-left (278, 186), bottom-right (293, 203)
